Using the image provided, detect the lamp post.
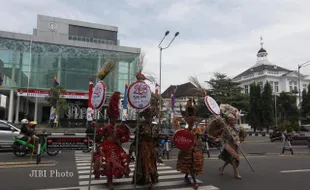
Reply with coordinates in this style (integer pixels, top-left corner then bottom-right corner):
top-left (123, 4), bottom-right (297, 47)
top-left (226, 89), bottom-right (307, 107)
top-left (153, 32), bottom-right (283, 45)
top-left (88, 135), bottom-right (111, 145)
top-left (297, 61), bottom-right (310, 126)
top-left (158, 31), bottom-right (179, 129)
top-left (274, 92), bottom-right (277, 128)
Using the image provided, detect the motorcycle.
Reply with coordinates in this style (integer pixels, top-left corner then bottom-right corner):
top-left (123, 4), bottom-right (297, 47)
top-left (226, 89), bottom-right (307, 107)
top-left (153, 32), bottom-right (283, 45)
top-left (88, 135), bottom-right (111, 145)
top-left (209, 136), bottom-right (222, 150)
top-left (12, 135), bottom-right (59, 157)
top-left (270, 131), bottom-right (283, 142)
top-left (203, 135), bottom-right (222, 150)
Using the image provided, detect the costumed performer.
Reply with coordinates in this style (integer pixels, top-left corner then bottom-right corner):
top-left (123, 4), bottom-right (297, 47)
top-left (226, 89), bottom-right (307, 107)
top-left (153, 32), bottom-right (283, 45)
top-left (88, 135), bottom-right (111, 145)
top-left (208, 104), bottom-right (247, 179)
top-left (175, 98), bottom-right (204, 189)
top-left (92, 91), bottom-right (131, 190)
top-left (130, 91), bottom-right (162, 189)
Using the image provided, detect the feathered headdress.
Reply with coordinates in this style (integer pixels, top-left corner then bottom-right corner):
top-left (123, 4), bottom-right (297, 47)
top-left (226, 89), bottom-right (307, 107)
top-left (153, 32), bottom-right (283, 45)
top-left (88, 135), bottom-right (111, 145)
top-left (139, 93), bottom-right (160, 119)
top-left (107, 91), bottom-right (120, 123)
top-left (97, 60), bottom-right (116, 80)
top-left (189, 75), bottom-right (206, 96)
top-left (220, 104), bottom-right (240, 120)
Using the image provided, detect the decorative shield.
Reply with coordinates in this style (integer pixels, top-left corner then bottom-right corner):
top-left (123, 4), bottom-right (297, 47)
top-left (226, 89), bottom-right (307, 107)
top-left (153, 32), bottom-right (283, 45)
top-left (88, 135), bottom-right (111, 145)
top-left (204, 96), bottom-right (220, 116)
top-left (127, 80), bottom-right (152, 110)
top-left (173, 129), bottom-right (195, 151)
top-left (91, 81), bottom-right (106, 109)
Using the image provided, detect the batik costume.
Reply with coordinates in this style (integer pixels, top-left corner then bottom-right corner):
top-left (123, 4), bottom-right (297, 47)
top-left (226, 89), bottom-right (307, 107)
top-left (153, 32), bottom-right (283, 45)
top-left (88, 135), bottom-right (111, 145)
top-left (92, 91), bottom-right (131, 190)
top-left (129, 73), bottom-right (162, 189)
top-left (174, 99), bottom-right (204, 189)
top-left (208, 104), bottom-right (247, 179)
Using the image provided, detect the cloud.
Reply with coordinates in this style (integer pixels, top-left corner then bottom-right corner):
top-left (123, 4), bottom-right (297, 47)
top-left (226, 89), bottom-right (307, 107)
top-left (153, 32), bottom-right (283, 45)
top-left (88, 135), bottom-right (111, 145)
top-left (1, 0), bottom-right (310, 92)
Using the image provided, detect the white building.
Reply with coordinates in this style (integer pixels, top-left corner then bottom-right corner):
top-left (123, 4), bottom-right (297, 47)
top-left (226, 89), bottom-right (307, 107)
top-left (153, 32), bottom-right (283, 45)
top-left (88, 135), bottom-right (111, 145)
top-left (232, 39), bottom-right (310, 106)
top-left (161, 82), bottom-right (198, 117)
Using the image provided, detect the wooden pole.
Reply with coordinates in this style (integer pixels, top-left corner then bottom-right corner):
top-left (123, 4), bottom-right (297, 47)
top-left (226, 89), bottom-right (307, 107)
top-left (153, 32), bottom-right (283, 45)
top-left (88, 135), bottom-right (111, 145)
top-left (88, 109), bottom-right (97, 190)
top-left (134, 109), bottom-right (140, 189)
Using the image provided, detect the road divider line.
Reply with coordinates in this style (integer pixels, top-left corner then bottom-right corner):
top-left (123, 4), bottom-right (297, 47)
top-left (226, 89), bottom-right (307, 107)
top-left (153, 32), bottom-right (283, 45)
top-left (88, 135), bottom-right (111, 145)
top-left (0, 160), bottom-right (55, 165)
top-left (280, 169), bottom-right (310, 173)
top-left (0, 163), bottom-right (55, 169)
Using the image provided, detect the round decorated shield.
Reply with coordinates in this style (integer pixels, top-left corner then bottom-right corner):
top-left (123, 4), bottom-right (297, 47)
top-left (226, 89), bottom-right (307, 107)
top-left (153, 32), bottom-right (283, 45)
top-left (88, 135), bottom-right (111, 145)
top-left (204, 96), bottom-right (220, 116)
top-left (127, 80), bottom-right (152, 110)
top-left (173, 129), bottom-right (195, 151)
top-left (91, 81), bottom-right (106, 109)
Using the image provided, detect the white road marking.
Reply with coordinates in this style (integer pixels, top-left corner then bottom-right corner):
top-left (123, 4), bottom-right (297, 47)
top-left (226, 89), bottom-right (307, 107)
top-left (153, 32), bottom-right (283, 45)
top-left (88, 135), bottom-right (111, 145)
top-left (73, 151), bottom-right (219, 190)
top-left (79, 174), bottom-right (202, 185)
top-left (78, 181), bottom-right (218, 190)
top-left (78, 169), bottom-right (179, 179)
top-left (280, 169), bottom-right (310, 173)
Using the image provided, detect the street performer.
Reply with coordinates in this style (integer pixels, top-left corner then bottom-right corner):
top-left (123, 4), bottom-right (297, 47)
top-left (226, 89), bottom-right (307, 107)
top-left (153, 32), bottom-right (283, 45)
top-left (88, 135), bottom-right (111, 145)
top-left (130, 92), bottom-right (162, 189)
top-left (174, 98), bottom-right (204, 189)
top-left (92, 91), bottom-right (131, 190)
top-left (208, 104), bottom-right (247, 179)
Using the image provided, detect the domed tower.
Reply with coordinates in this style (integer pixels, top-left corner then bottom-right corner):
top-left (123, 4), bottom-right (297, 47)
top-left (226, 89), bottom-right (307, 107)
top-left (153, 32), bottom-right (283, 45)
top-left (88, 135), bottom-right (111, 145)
top-left (257, 37), bottom-right (268, 61)
top-left (252, 36), bottom-right (272, 67)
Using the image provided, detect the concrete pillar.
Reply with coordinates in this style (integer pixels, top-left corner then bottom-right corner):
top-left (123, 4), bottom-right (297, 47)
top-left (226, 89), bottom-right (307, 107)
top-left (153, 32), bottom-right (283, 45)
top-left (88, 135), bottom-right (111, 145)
top-left (14, 95), bottom-right (20, 123)
top-left (8, 55), bottom-right (16, 122)
top-left (8, 90), bottom-right (14, 122)
top-left (34, 97), bottom-right (38, 121)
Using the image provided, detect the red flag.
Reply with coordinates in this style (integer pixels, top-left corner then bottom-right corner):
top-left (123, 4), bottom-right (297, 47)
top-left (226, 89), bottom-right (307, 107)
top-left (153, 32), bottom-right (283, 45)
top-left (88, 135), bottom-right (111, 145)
top-left (88, 78), bottom-right (94, 108)
top-left (155, 83), bottom-right (159, 95)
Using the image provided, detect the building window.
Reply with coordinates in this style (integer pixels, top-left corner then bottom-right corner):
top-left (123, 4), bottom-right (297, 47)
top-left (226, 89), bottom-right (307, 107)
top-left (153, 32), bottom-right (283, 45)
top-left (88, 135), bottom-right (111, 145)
top-left (289, 81), bottom-right (293, 92)
top-left (294, 82), bottom-right (298, 92)
top-left (275, 82), bottom-right (279, 92)
top-left (270, 81), bottom-right (274, 92)
top-left (258, 82), bottom-right (263, 90)
top-left (303, 84), bottom-right (308, 91)
top-left (244, 85), bottom-right (249, 94)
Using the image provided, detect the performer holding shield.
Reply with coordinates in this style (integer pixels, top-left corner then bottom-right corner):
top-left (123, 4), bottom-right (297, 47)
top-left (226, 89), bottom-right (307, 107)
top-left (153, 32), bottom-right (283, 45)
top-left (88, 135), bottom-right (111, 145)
top-left (208, 104), bottom-right (247, 179)
top-left (173, 99), bottom-right (204, 189)
top-left (131, 91), bottom-right (162, 189)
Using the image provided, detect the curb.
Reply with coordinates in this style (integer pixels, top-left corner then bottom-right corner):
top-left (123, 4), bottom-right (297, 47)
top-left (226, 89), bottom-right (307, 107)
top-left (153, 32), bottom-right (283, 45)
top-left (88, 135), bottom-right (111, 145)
top-left (247, 132), bottom-right (270, 137)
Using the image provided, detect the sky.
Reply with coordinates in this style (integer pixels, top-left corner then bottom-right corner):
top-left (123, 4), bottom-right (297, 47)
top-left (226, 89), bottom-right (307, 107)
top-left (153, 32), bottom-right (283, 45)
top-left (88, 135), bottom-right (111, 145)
top-left (1, 0), bottom-right (310, 91)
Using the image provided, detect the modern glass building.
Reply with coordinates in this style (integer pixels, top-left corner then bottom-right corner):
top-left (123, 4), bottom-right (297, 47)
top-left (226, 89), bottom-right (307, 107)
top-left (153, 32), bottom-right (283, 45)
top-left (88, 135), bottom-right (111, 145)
top-left (0, 15), bottom-right (140, 124)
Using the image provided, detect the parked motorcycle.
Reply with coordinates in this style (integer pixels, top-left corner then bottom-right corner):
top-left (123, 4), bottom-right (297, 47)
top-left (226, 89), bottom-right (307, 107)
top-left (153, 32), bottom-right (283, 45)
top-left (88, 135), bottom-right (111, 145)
top-left (12, 135), bottom-right (59, 157)
top-left (270, 131), bottom-right (283, 142)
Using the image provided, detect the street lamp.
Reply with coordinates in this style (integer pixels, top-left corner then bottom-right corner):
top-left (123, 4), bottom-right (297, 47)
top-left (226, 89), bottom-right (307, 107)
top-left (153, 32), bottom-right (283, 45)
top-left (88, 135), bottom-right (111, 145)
top-left (297, 60), bottom-right (310, 126)
top-left (298, 61), bottom-right (310, 105)
top-left (274, 92), bottom-right (277, 128)
top-left (158, 31), bottom-right (179, 129)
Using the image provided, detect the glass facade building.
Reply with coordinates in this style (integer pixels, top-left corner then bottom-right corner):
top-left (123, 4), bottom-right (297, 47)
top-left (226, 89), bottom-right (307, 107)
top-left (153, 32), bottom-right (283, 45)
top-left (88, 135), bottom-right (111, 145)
top-left (0, 15), bottom-right (140, 124)
top-left (0, 38), bottom-right (138, 93)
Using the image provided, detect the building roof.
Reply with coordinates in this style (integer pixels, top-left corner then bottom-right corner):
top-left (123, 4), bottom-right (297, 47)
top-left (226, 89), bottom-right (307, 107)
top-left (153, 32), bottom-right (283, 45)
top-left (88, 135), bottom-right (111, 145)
top-left (233, 64), bottom-right (291, 79)
top-left (161, 82), bottom-right (198, 98)
top-left (258, 47), bottom-right (267, 53)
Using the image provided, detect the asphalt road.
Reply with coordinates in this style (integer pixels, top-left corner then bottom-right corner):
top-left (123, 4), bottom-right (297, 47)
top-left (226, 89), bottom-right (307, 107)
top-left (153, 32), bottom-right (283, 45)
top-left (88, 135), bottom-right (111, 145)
top-left (0, 136), bottom-right (309, 190)
top-left (0, 150), bottom-right (78, 190)
top-left (164, 154), bottom-right (310, 190)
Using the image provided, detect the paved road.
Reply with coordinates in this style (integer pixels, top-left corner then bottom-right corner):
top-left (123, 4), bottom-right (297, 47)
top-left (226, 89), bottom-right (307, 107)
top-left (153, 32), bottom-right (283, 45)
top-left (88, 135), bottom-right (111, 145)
top-left (1, 136), bottom-right (309, 190)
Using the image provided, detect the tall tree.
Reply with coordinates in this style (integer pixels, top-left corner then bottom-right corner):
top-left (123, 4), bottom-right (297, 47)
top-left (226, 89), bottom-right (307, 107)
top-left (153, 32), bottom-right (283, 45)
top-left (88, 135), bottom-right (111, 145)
top-left (277, 92), bottom-right (299, 123)
top-left (248, 83), bottom-right (262, 132)
top-left (206, 73), bottom-right (248, 111)
top-left (261, 81), bottom-right (273, 132)
top-left (46, 85), bottom-right (68, 127)
top-left (300, 84), bottom-right (310, 124)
